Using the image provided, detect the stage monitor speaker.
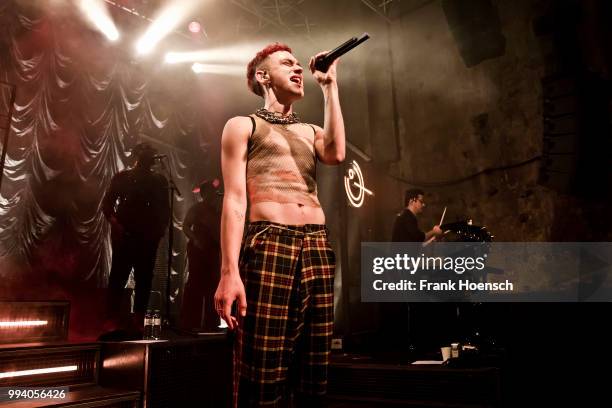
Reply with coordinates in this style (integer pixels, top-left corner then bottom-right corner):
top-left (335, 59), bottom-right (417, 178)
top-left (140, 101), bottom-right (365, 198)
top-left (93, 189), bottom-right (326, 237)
top-left (100, 334), bottom-right (232, 408)
top-left (441, 0), bottom-right (506, 67)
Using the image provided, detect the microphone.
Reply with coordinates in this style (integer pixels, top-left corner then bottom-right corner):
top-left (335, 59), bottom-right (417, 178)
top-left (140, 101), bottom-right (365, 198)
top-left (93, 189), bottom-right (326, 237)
top-left (153, 154), bottom-right (166, 160)
top-left (314, 32), bottom-right (370, 73)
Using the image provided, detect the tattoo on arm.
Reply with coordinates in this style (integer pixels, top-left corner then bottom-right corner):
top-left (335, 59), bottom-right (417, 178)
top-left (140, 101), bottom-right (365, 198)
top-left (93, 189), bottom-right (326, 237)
top-left (233, 209), bottom-right (245, 220)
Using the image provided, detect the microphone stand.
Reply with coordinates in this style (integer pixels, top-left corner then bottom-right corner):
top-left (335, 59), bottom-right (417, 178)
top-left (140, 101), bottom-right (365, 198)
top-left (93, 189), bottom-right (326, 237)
top-left (157, 156), bottom-right (183, 330)
top-left (156, 157), bottom-right (214, 339)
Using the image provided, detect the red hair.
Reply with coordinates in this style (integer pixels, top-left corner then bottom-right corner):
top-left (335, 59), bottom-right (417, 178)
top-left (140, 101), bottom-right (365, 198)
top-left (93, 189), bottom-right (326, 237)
top-left (246, 42), bottom-right (292, 96)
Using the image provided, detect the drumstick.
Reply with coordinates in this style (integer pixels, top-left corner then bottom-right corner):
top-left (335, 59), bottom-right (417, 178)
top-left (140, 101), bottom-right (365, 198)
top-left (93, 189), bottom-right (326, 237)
top-left (422, 236), bottom-right (436, 247)
top-left (439, 206), bottom-right (447, 226)
top-left (425, 206), bottom-right (448, 247)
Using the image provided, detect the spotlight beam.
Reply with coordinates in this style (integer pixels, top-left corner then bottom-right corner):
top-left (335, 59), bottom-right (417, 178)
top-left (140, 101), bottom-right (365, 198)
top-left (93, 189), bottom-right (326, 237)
top-left (191, 63), bottom-right (245, 76)
top-left (102, 0), bottom-right (192, 41)
top-left (135, 0), bottom-right (200, 55)
top-left (78, 0), bottom-right (120, 41)
top-left (165, 43), bottom-right (267, 65)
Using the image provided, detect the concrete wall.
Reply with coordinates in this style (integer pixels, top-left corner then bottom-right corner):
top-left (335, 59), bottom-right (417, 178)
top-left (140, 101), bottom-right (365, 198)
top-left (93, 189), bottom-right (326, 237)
top-left (381, 0), bottom-right (548, 242)
top-left (364, 0), bottom-right (611, 245)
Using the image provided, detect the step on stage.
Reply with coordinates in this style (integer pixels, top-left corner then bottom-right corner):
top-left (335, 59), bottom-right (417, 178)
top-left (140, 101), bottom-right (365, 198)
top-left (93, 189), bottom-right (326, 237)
top-left (99, 332), bottom-right (232, 408)
top-left (0, 301), bottom-right (232, 408)
top-left (0, 340), bottom-right (140, 408)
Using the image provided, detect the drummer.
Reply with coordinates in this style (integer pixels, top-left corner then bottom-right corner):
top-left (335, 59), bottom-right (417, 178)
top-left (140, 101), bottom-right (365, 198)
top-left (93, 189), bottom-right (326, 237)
top-left (391, 188), bottom-right (443, 243)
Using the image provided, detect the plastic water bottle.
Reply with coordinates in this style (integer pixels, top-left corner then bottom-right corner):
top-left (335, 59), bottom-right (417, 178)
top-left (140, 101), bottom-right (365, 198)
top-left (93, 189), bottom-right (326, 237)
top-left (143, 309), bottom-right (153, 340)
top-left (152, 309), bottom-right (162, 340)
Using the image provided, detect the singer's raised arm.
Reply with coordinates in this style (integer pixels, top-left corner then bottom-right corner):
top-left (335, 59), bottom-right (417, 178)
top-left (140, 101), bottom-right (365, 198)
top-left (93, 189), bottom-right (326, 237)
top-left (309, 53), bottom-right (346, 165)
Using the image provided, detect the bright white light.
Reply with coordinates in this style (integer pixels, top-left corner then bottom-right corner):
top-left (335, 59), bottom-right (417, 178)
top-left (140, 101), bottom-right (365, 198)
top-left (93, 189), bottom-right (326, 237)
top-left (191, 63), bottom-right (205, 73)
top-left (0, 365), bottom-right (78, 379)
top-left (191, 63), bottom-right (245, 76)
top-left (136, 0), bottom-right (199, 55)
top-left (78, 0), bottom-right (120, 41)
top-left (165, 43), bottom-right (267, 65)
top-left (166, 51), bottom-right (202, 64)
top-left (188, 21), bottom-right (201, 33)
top-left (0, 320), bottom-right (48, 328)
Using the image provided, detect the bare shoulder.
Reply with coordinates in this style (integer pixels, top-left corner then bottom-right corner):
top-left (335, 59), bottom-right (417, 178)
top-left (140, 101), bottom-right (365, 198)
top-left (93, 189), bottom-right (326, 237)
top-left (222, 116), bottom-right (252, 161)
top-left (303, 122), bottom-right (320, 141)
top-left (307, 123), bottom-right (324, 139)
top-left (224, 116), bottom-right (252, 137)
top-left (308, 123), bottom-right (323, 132)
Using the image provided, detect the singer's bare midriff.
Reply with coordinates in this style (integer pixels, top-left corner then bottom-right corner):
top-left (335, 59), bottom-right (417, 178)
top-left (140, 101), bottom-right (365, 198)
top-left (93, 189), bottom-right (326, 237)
top-left (249, 201), bottom-right (325, 225)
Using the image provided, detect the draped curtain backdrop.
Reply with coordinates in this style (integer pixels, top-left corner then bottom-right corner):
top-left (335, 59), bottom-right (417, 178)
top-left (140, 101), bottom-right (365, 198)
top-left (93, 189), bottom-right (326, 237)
top-left (0, 1), bottom-right (201, 314)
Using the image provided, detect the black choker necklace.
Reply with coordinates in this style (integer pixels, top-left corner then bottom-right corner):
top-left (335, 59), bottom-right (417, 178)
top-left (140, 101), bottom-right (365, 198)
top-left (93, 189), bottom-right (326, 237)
top-left (255, 108), bottom-right (301, 125)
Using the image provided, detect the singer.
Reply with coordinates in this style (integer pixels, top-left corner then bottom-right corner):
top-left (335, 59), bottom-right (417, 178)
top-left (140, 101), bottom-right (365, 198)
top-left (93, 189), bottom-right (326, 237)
top-left (214, 43), bottom-right (345, 407)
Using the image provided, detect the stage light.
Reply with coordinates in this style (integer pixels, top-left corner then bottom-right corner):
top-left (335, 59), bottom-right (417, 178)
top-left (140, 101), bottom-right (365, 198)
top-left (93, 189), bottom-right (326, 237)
top-left (0, 302), bottom-right (69, 343)
top-left (0, 320), bottom-right (48, 328)
top-left (166, 51), bottom-right (204, 64)
top-left (136, 0), bottom-right (199, 55)
top-left (188, 21), bottom-right (201, 33)
top-left (191, 63), bottom-right (205, 73)
top-left (0, 365), bottom-right (78, 379)
top-left (165, 43), bottom-right (266, 65)
top-left (191, 63), bottom-right (244, 76)
top-left (78, 0), bottom-right (120, 41)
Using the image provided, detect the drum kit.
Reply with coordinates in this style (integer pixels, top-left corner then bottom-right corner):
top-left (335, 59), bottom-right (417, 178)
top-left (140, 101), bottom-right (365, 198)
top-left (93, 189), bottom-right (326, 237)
top-left (427, 207), bottom-right (496, 280)
top-left (436, 211), bottom-right (497, 352)
top-left (425, 205), bottom-right (494, 244)
top-left (440, 219), bottom-right (493, 243)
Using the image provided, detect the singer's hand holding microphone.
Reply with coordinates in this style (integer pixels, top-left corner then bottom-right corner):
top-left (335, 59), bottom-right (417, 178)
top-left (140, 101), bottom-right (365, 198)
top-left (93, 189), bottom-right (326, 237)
top-left (309, 50), bottom-right (338, 87)
top-left (309, 32), bottom-right (370, 86)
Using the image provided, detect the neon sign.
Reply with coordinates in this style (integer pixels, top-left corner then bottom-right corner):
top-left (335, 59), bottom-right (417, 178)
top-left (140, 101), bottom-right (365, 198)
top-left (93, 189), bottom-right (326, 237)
top-left (344, 160), bottom-right (373, 208)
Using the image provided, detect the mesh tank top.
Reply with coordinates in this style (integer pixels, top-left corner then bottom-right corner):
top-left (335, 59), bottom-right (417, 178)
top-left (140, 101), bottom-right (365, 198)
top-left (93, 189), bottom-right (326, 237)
top-left (246, 114), bottom-right (321, 208)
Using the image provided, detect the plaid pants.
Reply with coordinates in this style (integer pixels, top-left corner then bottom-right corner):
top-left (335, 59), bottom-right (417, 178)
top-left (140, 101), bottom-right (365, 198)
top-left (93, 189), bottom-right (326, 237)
top-left (234, 221), bottom-right (336, 407)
